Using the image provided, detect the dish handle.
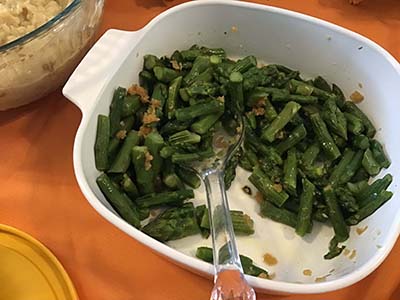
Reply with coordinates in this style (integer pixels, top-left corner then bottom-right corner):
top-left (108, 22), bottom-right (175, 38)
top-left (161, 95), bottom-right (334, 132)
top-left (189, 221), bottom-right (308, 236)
top-left (62, 29), bottom-right (141, 115)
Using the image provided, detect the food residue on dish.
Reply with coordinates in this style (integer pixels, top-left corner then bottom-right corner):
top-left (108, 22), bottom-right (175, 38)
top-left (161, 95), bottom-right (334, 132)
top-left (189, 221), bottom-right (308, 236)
top-left (242, 186), bottom-right (252, 196)
top-left (329, 268), bottom-right (335, 274)
top-left (376, 244), bottom-right (382, 249)
top-left (350, 90), bottom-right (364, 103)
top-left (315, 274), bottom-right (331, 283)
top-left (263, 253), bottom-right (278, 266)
top-left (231, 26), bottom-right (238, 33)
top-left (303, 269), bottom-right (312, 276)
top-left (358, 82), bottom-right (363, 88)
top-left (349, 249), bottom-right (357, 260)
top-left (343, 248), bottom-right (351, 256)
top-left (356, 225), bottom-right (368, 235)
top-left (267, 272), bottom-right (276, 280)
top-left (258, 273), bottom-right (268, 279)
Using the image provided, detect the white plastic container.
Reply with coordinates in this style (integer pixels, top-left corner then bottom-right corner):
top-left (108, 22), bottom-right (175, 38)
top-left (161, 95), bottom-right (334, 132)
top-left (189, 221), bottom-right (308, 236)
top-left (63, 1), bottom-right (400, 294)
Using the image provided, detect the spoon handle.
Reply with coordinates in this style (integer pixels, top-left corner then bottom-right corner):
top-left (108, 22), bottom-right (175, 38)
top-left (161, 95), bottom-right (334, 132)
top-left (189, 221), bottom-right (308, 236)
top-left (203, 168), bottom-right (256, 300)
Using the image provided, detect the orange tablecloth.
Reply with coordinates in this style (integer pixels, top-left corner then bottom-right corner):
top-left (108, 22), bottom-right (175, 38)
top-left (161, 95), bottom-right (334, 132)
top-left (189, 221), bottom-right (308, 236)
top-left (1, 1), bottom-right (399, 299)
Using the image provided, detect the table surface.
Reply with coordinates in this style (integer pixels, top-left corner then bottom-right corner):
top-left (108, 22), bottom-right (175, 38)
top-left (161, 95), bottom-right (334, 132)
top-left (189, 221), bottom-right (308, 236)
top-left (1, 1), bottom-right (400, 299)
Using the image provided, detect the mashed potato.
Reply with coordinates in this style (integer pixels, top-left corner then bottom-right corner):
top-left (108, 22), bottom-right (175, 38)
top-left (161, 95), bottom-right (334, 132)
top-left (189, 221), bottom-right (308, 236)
top-left (0, 0), bottom-right (101, 110)
top-left (0, 0), bottom-right (72, 46)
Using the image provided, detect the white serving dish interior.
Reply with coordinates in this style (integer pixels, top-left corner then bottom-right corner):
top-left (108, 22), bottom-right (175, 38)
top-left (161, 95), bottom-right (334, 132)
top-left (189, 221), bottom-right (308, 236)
top-left (63, 1), bottom-right (400, 294)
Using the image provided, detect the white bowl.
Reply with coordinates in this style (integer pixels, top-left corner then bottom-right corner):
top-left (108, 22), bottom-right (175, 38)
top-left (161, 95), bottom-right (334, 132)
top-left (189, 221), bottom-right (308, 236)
top-left (63, 1), bottom-right (400, 294)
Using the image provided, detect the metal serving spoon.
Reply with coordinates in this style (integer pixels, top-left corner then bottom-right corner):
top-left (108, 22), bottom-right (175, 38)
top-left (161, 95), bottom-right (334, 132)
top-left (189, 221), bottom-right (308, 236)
top-left (188, 114), bottom-right (256, 300)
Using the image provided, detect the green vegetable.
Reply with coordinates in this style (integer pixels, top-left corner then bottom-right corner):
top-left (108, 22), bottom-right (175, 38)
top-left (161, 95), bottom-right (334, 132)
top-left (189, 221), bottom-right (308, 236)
top-left (131, 146), bottom-right (155, 194)
top-left (229, 71), bottom-right (244, 112)
top-left (142, 203), bottom-right (199, 242)
top-left (176, 167), bottom-right (201, 189)
top-left (260, 200), bottom-right (297, 228)
top-left (296, 178), bottom-right (315, 236)
top-left (153, 66), bottom-right (179, 83)
top-left (323, 185), bottom-right (349, 242)
top-left (191, 112), bottom-right (223, 135)
top-left (347, 190), bottom-right (393, 225)
top-left (175, 99), bottom-right (224, 122)
top-left (94, 115), bottom-right (110, 171)
top-left (370, 140), bottom-right (390, 168)
top-left (96, 173), bottom-right (140, 228)
top-left (144, 131), bottom-right (164, 177)
top-left (344, 101), bottom-right (376, 137)
top-left (169, 130), bottom-right (201, 146)
top-left (328, 148), bottom-right (354, 186)
top-left (162, 160), bottom-right (183, 190)
top-left (195, 247), bottom-right (268, 278)
top-left (95, 47), bottom-right (394, 262)
top-left (261, 101), bottom-right (301, 143)
top-left (224, 148), bottom-right (241, 190)
top-left (310, 112), bottom-right (341, 160)
top-left (362, 148), bottom-right (381, 176)
top-left (109, 87), bottom-right (126, 136)
top-left (249, 167), bottom-right (289, 207)
top-left (109, 131), bottom-right (140, 173)
top-left (122, 173), bottom-right (139, 199)
top-left (276, 124), bottom-right (307, 154)
top-left (166, 76), bottom-right (182, 119)
top-left (283, 149), bottom-right (298, 195)
top-left (136, 189), bottom-right (194, 208)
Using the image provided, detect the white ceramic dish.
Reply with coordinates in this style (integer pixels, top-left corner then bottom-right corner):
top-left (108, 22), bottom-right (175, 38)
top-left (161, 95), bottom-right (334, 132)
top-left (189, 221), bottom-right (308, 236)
top-left (63, 1), bottom-right (400, 294)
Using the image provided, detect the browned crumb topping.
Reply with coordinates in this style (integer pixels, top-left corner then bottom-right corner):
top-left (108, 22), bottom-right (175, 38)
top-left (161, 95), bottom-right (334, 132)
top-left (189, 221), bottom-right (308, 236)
top-left (138, 125), bottom-right (153, 137)
top-left (142, 99), bottom-right (162, 125)
top-left (144, 151), bottom-right (154, 171)
top-left (350, 90), bottom-right (364, 103)
top-left (171, 60), bottom-right (182, 70)
top-left (263, 253), bottom-right (278, 266)
top-left (116, 130), bottom-right (127, 140)
top-left (242, 186), bottom-right (252, 195)
top-left (303, 269), bottom-right (312, 276)
top-left (252, 107), bottom-right (265, 116)
top-left (356, 225), bottom-right (368, 235)
top-left (256, 98), bottom-right (266, 107)
top-left (252, 98), bottom-right (266, 116)
top-left (128, 84), bottom-right (149, 103)
top-left (273, 183), bottom-right (283, 193)
top-left (343, 249), bottom-right (351, 256)
top-left (143, 112), bottom-right (160, 125)
top-left (231, 26), bottom-right (238, 33)
top-left (255, 192), bottom-right (264, 203)
top-left (151, 99), bottom-right (161, 109)
top-left (214, 135), bottom-right (228, 148)
top-left (217, 96), bottom-right (225, 103)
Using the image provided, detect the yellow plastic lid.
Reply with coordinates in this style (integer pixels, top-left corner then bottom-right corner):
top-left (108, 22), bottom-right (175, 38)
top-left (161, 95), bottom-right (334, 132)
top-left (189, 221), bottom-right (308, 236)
top-left (0, 224), bottom-right (78, 300)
